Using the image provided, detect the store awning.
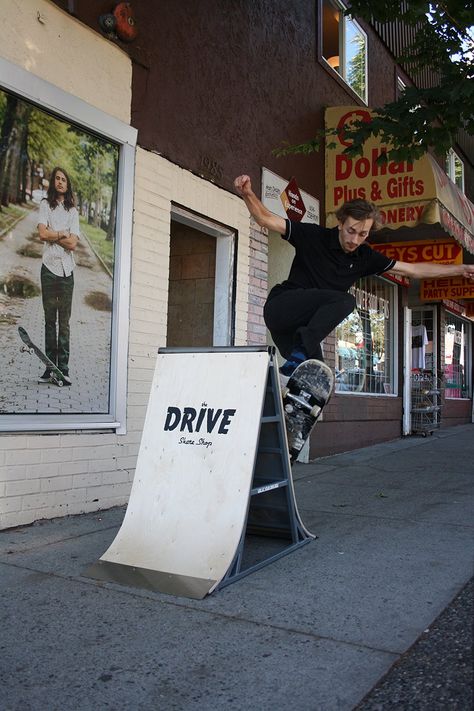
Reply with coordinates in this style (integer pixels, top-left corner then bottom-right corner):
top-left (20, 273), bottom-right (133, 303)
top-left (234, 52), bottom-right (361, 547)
top-left (325, 107), bottom-right (474, 255)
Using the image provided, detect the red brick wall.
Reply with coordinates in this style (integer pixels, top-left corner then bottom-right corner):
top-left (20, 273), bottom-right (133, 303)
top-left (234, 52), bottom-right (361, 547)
top-left (310, 393), bottom-right (403, 457)
top-left (247, 219), bottom-right (268, 346)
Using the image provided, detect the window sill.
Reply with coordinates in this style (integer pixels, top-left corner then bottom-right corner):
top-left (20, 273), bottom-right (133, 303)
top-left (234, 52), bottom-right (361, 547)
top-left (318, 57), bottom-right (368, 106)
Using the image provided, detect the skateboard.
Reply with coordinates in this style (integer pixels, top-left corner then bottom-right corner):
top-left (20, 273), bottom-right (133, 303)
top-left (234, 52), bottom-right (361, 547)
top-left (281, 359), bottom-right (334, 462)
top-left (18, 326), bottom-right (67, 387)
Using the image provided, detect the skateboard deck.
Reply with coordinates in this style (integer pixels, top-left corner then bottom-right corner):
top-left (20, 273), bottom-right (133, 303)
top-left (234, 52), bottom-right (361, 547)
top-left (282, 359), bottom-right (334, 462)
top-left (18, 326), bottom-right (67, 387)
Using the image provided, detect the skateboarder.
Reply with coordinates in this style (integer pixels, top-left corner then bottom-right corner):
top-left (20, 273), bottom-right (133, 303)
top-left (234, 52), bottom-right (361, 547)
top-left (37, 167), bottom-right (80, 386)
top-left (234, 174), bottom-right (474, 377)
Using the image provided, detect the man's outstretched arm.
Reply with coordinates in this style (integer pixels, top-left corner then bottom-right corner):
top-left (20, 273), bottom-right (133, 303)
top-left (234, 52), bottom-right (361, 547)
top-left (389, 261), bottom-right (474, 281)
top-left (234, 175), bottom-right (286, 235)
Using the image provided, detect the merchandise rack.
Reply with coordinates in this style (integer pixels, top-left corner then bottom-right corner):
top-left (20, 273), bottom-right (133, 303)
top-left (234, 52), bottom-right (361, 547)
top-left (410, 370), bottom-right (441, 436)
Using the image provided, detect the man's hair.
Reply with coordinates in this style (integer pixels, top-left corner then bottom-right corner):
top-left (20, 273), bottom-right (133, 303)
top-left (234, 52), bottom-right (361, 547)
top-left (335, 199), bottom-right (382, 231)
top-left (46, 166), bottom-right (76, 211)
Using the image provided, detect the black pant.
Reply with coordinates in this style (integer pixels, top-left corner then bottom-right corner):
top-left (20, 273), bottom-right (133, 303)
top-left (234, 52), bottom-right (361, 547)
top-left (41, 265), bottom-right (74, 374)
top-left (264, 288), bottom-right (356, 361)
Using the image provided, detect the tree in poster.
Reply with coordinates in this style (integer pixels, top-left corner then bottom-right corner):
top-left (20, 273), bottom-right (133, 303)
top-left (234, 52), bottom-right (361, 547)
top-left (0, 93), bottom-right (74, 208)
top-left (0, 95), bottom-right (32, 207)
top-left (0, 88), bottom-right (118, 265)
top-left (69, 129), bottom-right (117, 240)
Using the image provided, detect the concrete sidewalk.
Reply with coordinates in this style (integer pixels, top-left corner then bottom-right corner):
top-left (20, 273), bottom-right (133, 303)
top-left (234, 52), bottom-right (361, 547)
top-left (1, 425), bottom-right (473, 710)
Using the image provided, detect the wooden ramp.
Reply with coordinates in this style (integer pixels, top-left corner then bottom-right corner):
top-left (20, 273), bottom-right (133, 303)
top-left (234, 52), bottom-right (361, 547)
top-left (85, 347), bottom-right (314, 598)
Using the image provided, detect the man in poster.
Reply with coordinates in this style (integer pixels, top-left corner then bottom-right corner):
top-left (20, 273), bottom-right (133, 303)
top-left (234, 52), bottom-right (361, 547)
top-left (37, 167), bottom-right (80, 386)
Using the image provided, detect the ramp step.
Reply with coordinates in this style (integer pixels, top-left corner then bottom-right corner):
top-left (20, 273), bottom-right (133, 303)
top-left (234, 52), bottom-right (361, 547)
top-left (251, 480), bottom-right (288, 496)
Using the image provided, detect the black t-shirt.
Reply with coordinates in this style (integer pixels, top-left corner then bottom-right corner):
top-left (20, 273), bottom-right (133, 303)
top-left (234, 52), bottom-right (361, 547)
top-left (270, 220), bottom-right (395, 295)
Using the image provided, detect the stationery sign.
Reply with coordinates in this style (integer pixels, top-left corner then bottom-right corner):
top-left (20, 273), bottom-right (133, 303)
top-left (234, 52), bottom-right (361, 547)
top-left (262, 168), bottom-right (319, 224)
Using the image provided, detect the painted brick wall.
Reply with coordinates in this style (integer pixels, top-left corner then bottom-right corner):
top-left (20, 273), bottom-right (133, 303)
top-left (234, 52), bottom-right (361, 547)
top-left (0, 4), bottom-right (253, 529)
top-left (2, 0), bottom-right (132, 124)
top-left (0, 150), bottom-right (252, 529)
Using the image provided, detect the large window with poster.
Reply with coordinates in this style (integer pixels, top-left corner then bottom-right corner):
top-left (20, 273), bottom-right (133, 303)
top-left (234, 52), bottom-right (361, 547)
top-left (335, 276), bottom-right (396, 394)
top-left (443, 313), bottom-right (472, 399)
top-left (0, 59), bottom-right (136, 432)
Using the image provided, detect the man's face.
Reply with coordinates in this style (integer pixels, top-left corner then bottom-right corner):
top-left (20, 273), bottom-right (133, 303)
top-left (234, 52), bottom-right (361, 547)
top-left (337, 216), bottom-right (373, 253)
top-left (54, 171), bottom-right (68, 194)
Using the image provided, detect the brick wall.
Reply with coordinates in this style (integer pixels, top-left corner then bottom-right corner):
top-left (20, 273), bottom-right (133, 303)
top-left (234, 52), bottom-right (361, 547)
top-left (247, 219), bottom-right (268, 346)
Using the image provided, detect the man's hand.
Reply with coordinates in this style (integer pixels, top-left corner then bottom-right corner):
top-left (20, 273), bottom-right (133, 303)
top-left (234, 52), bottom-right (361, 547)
top-left (233, 174), bottom-right (286, 234)
top-left (391, 261), bottom-right (474, 281)
top-left (234, 175), bottom-right (253, 198)
top-left (461, 265), bottom-right (474, 281)
top-left (57, 232), bottom-right (78, 252)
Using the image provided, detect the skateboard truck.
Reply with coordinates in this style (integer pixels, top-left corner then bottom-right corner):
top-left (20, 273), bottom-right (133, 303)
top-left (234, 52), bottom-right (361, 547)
top-left (281, 359), bottom-right (334, 462)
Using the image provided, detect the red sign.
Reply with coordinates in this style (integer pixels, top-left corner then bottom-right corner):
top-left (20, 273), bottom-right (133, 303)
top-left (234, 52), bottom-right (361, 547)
top-left (372, 240), bottom-right (462, 265)
top-left (464, 302), bottom-right (474, 318)
top-left (442, 299), bottom-right (466, 316)
top-left (280, 177), bottom-right (306, 222)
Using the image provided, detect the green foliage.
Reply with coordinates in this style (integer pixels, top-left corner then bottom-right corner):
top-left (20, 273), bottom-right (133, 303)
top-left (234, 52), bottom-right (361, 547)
top-left (275, 1), bottom-right (474, 162)
top-left (0, 87), bottom-right (119, 232)
top-left (79, 217), bottom-right (115, 273)
top-left (28, 110), bottom-right (75, 173)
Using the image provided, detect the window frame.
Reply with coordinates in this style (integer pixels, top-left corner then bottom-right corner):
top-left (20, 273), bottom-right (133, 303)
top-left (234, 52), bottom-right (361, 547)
top-left (446, 148), bottom-right (465, 193)
top-left (0, 57), bottom-right (137, 434)
top-left (169, 204), bottom-right (237, 347)
top-left (320, 0), bottom-right (368, 104)
top-left (443, 311), bottom-right (472, 400)
top-left (334, 275), bottom-right (398, 397)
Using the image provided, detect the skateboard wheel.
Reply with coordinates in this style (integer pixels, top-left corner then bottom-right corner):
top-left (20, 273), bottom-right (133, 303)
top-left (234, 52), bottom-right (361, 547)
top-left (310, 405), bottom-right (322, 418)
top-left (281, 386), bottom-right (289, 398)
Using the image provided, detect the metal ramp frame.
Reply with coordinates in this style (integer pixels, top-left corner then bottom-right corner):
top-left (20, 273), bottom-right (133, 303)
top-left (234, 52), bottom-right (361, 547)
top-left (216, 347), bottom-right (314, 590)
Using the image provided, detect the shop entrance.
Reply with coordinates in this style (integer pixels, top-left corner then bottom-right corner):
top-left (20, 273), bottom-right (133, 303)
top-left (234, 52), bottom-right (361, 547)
top-left (410, 307), bottom-right (436, 374)
top-left (166, 207), bottom-right (235, 348)
top-left (404, 306), bottom-right (439, 435)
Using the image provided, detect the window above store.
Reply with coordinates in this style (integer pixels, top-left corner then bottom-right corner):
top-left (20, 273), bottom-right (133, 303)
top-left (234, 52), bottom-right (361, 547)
top-left (445, 148), bottom-right (465, 193)
top-left (396, 76), bottom-right (406, 98)
top-left (321, 0), bottom-right (368, 103)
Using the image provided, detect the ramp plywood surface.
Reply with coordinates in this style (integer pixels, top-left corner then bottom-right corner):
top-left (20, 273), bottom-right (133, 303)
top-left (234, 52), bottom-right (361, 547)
top-left (89, 351), bottom-right (270, 597)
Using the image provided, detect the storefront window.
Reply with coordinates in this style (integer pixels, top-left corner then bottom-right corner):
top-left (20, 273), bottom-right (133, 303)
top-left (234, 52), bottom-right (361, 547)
top-left (443, 313), bottom-right (471, 398)
top-left (336, 276), bottom-right (395, 394)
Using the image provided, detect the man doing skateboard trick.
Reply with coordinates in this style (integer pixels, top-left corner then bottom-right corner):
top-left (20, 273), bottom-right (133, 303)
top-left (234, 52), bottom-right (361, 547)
top-left (234, 174), bottom-right (474, 379)
top-left (234, 173), bottom-right (474, 459)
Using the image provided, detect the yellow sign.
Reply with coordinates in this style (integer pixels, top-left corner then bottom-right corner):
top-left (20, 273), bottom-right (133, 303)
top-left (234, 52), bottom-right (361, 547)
top-left (324, 107), bottom-right (474, 257)
top-left (325, 107), bottom-right (437, 229)
top-left (421, 277), bottom-right (474, 301)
